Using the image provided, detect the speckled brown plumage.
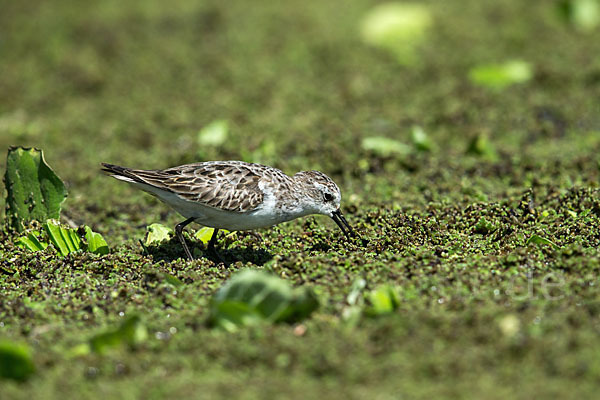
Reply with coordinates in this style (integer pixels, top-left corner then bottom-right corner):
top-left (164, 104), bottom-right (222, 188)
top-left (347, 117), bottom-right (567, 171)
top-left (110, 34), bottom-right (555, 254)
top-left (101, 161), bottom-right (294, 213)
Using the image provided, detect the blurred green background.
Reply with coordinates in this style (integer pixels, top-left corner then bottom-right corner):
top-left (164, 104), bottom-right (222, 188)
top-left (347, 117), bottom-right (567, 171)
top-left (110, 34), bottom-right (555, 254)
top-left (2, 0), bottom-right (600, 398)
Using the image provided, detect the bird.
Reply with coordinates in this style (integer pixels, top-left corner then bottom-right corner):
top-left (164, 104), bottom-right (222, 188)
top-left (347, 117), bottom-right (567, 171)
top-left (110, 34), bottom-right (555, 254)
top-left (101, 161), bottom-right (353, 260)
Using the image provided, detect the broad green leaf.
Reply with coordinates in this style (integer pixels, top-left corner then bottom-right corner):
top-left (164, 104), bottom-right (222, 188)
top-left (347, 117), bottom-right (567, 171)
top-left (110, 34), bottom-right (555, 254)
top-left (145, 223), bottom-right (173, 246)
top-left (89, 315), bottom-right (148, 354)
top-left (15, 230), bottom-right (48, 252)
top-left (410, 126), bottom-right (432, 152)
top-left (198, 119), bottom-right (228, 147)
top-left (44, 220), bottom-right (81, 257)
top-left (208, 270), bottom-right (319, 331)
top-left (0, 340), bottom-right (35, 381)
top-left (466, 134), bottom-right (498, 161)
top-left (4, 146), bottom-right (67, 232)
top-left (361, 136), bottom-right (412, 157)
top-left (527, 234), bottom-right (559, 249)
top-left (557, 0), bottom-right (600, 32)
top-left (360, 2), bottom-right (432, 65)
top-left (469, 60), bottom-right (533, 90)
top-left (365, 285), bottom-right (400, 316)
top-left (84, 226), bottom-right (109, 255)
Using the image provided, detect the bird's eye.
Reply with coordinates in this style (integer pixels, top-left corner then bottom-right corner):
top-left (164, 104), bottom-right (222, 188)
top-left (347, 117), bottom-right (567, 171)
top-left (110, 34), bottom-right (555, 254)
top-left (324, 193), bottom-right (334, 202)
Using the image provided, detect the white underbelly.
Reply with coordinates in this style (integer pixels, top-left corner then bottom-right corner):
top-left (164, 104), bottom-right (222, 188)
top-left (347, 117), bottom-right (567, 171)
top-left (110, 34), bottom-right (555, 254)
top-left (138, 183), bottom-right (292, 230)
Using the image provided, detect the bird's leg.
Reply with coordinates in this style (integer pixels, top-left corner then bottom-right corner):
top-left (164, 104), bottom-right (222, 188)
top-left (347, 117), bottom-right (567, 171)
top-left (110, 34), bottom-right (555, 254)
top-left (175, 217), bottom-right (196, 260)
top-left (207, 228), bottom-right (220, 251)
top-left (207, 228), bottom-right (226, 265)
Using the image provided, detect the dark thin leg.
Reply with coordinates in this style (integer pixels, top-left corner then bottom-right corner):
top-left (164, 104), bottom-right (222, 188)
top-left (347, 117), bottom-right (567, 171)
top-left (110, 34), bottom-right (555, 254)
top-left (175, 217), bottom-right (196, 260)
top-left (207, 228), bottom-right (220, 251)
top-left (207, 228), bottom-right (226, 265)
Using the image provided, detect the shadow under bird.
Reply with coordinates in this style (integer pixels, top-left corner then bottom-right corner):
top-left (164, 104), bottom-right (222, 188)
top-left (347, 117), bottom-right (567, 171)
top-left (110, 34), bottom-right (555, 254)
top-left (101, 161), bottom-right (353, 260)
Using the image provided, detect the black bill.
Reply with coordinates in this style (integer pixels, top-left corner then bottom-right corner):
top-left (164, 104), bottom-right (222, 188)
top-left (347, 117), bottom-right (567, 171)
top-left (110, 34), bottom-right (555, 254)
top-left (331, 209), bottom-right (353, 239)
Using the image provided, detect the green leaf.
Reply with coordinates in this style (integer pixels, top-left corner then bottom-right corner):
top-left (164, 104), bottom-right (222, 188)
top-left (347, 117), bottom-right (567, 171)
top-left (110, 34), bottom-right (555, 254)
top-left (557, 0), bottom-right (600, 32)
top-left (194, 227), bottom-right (215, 244)
top-left (365, 285), bottom-right (400, 316)
top-left (361, 136), bottom-right (412, 157)
top-left (0, 340), bottom-right (35, 381)
top-left (209, 301), bottom-right (265, 332)
top-left (163, 272), bottom-right (184, 288)
top-left (466, 134), bottom-right (498, 161)
top-left (473, 217), bottom-right (496, 234)
top-left (4, 146), bottom-right (67, 232)
top-left (526, 234), bottom-right (559, 250)
top-left (15, 230), bottom-right (48, 252)
top-left (197, 119), bottom-right (228, 147)
top-left (346, 278), bottom-right (367, 306)
top-left (89, 315), bottom-right (148, 354)
top-left (208, 270), bottom-right (319, 331)
top-left (469, 60), bottom-right (533, 90)
top-left (17, 225), bottom-right (108, 256)
top-left (43, 220), bottom-right (81, 257)
top-left (195, 227), bottom-right (229, 244)
top-left (360, 2), bottom-right (432, 65)
top-left (145, 223), bottom-right (173, 246)
top-left (410, 126), bottom-right (432, 152)
top-left (84, 226), bottom-right (109, 255)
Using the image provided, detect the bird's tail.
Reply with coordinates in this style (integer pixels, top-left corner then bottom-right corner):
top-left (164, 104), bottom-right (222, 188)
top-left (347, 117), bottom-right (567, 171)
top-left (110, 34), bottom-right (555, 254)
top-left (101, 163), bottom-right (144, 184)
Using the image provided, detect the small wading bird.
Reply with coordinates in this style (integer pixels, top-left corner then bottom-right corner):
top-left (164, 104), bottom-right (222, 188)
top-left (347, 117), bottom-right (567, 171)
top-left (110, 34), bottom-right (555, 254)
top-left (101, 161), bottom-right (353, 260)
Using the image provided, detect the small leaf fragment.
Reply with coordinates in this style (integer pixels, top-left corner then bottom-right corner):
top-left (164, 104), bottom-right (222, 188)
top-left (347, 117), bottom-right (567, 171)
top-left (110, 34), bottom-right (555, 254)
top-left (362, 136), bottom-right (412, 157)
top-left (473, 217), bottom-right (496, 234)
top-left (469, 60), bottom-right (533, 90)
top-left (0, 340), bottom-right (35, 381)
top-left (208, 270), bottom-right (319, 331)
top-left (89, 315), bottom-right (148, 354)
top-left (411, 126), bottom-right (432, 152)
top-left (194, 227), bottom-right (216, 244)
top-left (360, 2), bottom-right (433, 65)
top-left (557, 0), bottom-right (600, 32)
top-left (526, 234), bottom-right (559, 249)
top-left (163, 272), bottom-right (184, 288)
top-left (197, 119), bottom-right (228, 147)
top-left (145, 223), bottom-right (173, 246)
top-left (467, 134), bottom-right (498, 161)
top-left (84, 226), bottom-right (109, 255)
top-left (365, 285), bottom-right (401, 316)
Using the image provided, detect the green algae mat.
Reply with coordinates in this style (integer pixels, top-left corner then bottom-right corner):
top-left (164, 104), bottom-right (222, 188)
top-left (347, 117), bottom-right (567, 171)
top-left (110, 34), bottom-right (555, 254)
top-left (1, 0), bottom-right (600, 398)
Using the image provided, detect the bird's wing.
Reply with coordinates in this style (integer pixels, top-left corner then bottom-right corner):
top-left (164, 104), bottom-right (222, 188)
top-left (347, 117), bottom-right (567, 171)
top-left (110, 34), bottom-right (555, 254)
top-left (103, 162), bottom-right (271, 213)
